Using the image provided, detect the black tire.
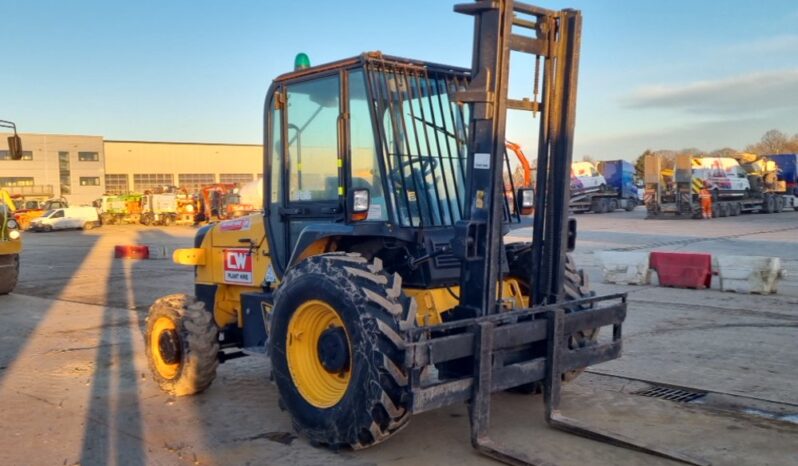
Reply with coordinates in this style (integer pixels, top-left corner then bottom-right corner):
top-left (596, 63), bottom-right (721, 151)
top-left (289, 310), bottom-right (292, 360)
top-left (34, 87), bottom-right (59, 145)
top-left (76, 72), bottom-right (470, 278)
top-left (775, 196), bottom-right (785, 212)
top-left (145, 294), bottom-right (219, 396)
top-left (764, 195), bottom-right (775, 213)
top-left (271, 253), bottom-right (414, 449)
top-left (0, 254), bottom-right (19, 295)
top-left (163, 215), bottom-right (174, 227)
top-left (83, 221), bottom-right (94, 230)
top-left (608, 199), bottom-right (619, 212)
top-left (43, 225), bottom-right (53, 232)
top-left (719, 203), bottom-right (729, 217)
top-left (624, 198), bottom-right (637, 211)
top-left (591, 198), bottom-right (608, 214)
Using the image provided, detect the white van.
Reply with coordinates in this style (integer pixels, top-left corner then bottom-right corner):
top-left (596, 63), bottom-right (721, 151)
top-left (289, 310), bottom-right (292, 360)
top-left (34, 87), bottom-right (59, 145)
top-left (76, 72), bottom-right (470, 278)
top-left (30, 206), bottom-right (101, 232)
top-left (571, 161), bottom-right (607, 191)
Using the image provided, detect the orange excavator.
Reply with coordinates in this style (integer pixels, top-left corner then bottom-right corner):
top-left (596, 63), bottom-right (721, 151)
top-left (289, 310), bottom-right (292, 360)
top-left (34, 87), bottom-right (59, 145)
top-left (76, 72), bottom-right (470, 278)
top-left (195, 183), bottom-right (255, 224)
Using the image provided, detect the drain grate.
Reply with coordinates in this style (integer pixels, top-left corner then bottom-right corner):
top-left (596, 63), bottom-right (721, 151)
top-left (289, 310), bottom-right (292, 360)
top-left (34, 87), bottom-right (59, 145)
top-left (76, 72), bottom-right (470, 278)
top-left (632, 385), bottom-right (707, 403)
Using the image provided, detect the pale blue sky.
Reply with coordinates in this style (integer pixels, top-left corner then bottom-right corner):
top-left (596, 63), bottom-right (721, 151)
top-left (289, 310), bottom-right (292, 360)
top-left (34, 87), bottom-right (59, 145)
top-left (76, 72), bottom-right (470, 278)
top-left (4, 0), bottom-right (798, 161)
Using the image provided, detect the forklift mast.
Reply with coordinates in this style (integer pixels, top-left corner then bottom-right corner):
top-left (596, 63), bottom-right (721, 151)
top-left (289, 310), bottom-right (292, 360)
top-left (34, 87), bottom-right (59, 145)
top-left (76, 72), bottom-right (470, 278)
top-left (453, 1), bottom-right (581, 316)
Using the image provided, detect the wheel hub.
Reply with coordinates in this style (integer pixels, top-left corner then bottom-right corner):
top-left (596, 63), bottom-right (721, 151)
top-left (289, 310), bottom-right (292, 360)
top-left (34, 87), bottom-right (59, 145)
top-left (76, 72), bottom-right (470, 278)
top-left (158, 329), bottom-right (182, 365)
top-left (317, 327), bottom-right (350, 373)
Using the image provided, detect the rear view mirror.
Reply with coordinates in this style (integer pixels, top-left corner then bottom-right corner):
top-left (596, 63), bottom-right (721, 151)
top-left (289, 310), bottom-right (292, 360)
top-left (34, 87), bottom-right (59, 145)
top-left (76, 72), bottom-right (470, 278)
top-left (8, 134), bottom-right (23, 160)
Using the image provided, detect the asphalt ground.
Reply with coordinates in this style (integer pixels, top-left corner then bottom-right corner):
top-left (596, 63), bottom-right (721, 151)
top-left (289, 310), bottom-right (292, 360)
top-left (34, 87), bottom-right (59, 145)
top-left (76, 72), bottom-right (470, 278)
top-left (1, 208), bottom-right (797, 465)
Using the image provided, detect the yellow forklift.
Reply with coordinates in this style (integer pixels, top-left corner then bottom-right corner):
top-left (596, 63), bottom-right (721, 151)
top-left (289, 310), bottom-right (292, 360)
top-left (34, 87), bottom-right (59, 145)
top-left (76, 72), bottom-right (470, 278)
top-left (0, 120), bottom-right (24, 294)
top-left (144, 2), bottom-right (704, 464)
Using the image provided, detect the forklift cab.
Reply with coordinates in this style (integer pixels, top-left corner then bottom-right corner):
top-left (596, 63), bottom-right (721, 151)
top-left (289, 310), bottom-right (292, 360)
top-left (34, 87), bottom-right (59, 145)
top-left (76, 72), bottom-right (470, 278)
top-left (264, 54), bottom-right (526, 280)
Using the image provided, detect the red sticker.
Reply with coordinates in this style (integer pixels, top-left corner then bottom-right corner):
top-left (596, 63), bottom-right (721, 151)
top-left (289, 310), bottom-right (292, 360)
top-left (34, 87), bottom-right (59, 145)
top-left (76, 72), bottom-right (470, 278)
top-left (219, 217), bottom-right (251, 231)
top-left (223, 248), bottom-right (253, 284)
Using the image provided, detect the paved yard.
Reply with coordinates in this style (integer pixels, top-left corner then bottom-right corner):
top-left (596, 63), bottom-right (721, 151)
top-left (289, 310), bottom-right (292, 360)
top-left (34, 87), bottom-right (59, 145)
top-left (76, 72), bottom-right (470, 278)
top-left (1, 212), bottom-right (797, 465)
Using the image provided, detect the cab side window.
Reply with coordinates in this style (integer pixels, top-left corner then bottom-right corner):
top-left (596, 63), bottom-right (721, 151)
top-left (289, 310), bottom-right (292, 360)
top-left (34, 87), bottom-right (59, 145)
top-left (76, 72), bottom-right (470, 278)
top-left (286, 76), bottom-right (341, 202)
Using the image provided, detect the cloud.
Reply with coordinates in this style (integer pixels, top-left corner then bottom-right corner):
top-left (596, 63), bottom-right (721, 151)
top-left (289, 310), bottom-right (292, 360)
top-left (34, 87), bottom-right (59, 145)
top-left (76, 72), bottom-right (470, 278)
top-left (621, 69), bottom-right (798, 115)
top-left (575, 116), bottom-right (783, 160)
top-left (729, 34), bottom-right (798, 54)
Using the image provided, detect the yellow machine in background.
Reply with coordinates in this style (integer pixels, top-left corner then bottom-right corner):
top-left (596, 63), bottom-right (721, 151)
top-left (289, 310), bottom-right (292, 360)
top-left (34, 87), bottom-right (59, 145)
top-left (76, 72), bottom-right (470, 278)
top-left (0, 119), bottom-right (24, 294)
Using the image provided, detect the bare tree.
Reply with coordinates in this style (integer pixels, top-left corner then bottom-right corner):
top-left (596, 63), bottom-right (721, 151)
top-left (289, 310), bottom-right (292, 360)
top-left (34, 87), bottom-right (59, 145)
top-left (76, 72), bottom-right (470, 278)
top-left (746, 129), bottom-right (789, 155)
top-left (708, 147), bottom-right (738, 158)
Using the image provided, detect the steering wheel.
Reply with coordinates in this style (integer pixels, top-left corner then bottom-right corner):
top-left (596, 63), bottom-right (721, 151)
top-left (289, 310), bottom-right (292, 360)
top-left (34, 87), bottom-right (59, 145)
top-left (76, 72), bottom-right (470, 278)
top-left (389, 157), bottom-right (439, 188)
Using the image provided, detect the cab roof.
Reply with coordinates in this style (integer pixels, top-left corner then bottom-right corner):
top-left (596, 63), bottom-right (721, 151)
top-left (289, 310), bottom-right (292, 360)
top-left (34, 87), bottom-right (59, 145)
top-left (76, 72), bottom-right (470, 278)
top-left (273, 51), bottom-right (471, 83)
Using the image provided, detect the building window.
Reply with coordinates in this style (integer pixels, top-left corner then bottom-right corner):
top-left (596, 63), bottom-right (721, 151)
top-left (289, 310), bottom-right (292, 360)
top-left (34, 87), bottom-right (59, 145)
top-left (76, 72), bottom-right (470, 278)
top-left (178, 173), bottom-right (215, 191)
top-left (78, 151), bottom-right (100, 162)
top-left (0, 177), bottom-right (35, 187)
top-left (105, 174), bottom-right (129, 194)
top-left (0, 150), bottom-right (33, 160)
top-left (133, 173), bottom-right (174, 191)
top-left (219, 173), bottom-right (254, 185)
top-left (79, 177), bottom-right (100, 186)
top-left (59, 151), bottom-right (71, 195)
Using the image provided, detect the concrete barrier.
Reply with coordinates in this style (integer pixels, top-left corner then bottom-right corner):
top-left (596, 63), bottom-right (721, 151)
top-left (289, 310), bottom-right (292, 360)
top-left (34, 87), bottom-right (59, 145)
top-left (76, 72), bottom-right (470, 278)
top-left (595, 251), bottom-right (651, 285)
top-left (716, 255), bottom-right (782, 294)
top-left (146, 245), bottom-right (173, 260)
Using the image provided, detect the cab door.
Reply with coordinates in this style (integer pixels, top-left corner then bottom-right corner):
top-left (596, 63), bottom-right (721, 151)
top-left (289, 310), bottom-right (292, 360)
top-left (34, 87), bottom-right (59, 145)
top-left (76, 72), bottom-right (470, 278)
top-left (279, 73), bottom-right (344, 265)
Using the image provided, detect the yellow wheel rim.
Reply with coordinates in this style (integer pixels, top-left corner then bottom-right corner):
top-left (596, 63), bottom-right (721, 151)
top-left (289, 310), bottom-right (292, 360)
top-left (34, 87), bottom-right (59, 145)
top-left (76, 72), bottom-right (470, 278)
top-left (151, 316), bottom-right (180, 380)
top-left (286, 300), bottom-right (352, 408)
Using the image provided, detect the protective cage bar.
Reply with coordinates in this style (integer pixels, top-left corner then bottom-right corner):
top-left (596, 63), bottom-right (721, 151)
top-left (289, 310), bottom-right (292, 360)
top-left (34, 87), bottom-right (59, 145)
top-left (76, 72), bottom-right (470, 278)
top-left (363, 57), bottom-right (523, 228)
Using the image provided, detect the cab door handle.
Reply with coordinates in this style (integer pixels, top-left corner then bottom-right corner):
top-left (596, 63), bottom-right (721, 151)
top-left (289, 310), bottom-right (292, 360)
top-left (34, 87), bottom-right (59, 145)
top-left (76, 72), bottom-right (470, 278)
top-left (279, 207), bottom-right (302, 215)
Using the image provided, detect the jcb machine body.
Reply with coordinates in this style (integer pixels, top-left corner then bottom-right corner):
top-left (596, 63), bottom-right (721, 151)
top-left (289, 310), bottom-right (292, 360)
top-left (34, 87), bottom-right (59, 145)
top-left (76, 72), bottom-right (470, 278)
top-left (98, 194), bottom-right (143, 225)
top-left (141, 192), bottom-right (179, 226)
top-left (0, 120), bottom-right (24, 295)
top-left (14, 197), bottom-right (68, 230)
top-left (195, 183), bottom-right (254, 224)
top-left (145, 3), bottom-right (702, 465)
top-left (644, 152), bottom-right (796, 219)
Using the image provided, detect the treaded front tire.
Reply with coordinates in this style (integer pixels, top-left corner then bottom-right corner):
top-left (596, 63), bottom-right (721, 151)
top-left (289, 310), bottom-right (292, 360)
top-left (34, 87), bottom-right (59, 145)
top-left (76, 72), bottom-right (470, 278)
top-left (271, 252), bottom-right (415, 449)
top-left (0, 254), bottom-right (19, 295)
top-left (145, 293), bottom-right (219, 396)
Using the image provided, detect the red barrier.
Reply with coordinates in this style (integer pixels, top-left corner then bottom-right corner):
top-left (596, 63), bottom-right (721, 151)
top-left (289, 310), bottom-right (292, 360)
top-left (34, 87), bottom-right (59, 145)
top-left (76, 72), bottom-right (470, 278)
top-left (114, 245), bottom-right (150, 260)
top-left (649, 251), bottom-right (712, 289)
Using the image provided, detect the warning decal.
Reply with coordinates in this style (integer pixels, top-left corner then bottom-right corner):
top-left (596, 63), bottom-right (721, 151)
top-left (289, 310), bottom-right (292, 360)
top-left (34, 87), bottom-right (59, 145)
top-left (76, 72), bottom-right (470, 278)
top-left (219, 217), bottom-right (251, 232)
top-left (223, 248), bottom-right (253, 284)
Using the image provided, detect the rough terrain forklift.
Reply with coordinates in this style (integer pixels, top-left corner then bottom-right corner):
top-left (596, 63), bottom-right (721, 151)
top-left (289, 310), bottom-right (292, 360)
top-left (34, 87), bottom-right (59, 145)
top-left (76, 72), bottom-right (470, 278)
top-left (0, 119), bottom-right (24, 294)
top-left (145, 2), bottom-right (703, 464)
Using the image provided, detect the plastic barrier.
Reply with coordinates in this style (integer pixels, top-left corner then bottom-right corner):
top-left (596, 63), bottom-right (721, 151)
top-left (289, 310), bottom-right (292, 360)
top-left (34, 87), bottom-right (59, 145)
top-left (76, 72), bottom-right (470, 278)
top-left (595, 251), bottom-right (650, 285)
top-left (716, 255), bottom-right (782, 294)
top-left (114, 245), bottom-right (150, 260)
top-left (649, 251), bottom-right (712, 289)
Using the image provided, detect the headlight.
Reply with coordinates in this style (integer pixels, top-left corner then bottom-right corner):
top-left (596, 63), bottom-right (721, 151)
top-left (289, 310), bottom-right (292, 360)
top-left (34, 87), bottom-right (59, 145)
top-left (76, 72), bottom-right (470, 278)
top-left (6, 219), bottom-right (19, 230)
top-left (9, 230), bottom-right (20, 240)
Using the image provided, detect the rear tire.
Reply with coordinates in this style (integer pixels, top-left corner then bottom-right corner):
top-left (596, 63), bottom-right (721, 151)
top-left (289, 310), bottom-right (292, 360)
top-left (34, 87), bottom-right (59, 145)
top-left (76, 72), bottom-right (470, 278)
top-left (271, 253), bottom-right (414, 449)
top-left (0, 254), bottom-right (19, 295)
top-left (775, 196), bottom-right (785, 212)
top-left (145, 294), bottom-right (219, 396)
top-left (83, 221), bottom-right (94, 230)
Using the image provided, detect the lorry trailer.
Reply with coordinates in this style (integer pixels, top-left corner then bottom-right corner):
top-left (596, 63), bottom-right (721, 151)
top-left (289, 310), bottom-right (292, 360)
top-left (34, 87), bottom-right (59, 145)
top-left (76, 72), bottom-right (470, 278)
top-left (644, 153), bottom-right (796, 219)
top-left (570, 159), bottom-right (639, 213)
